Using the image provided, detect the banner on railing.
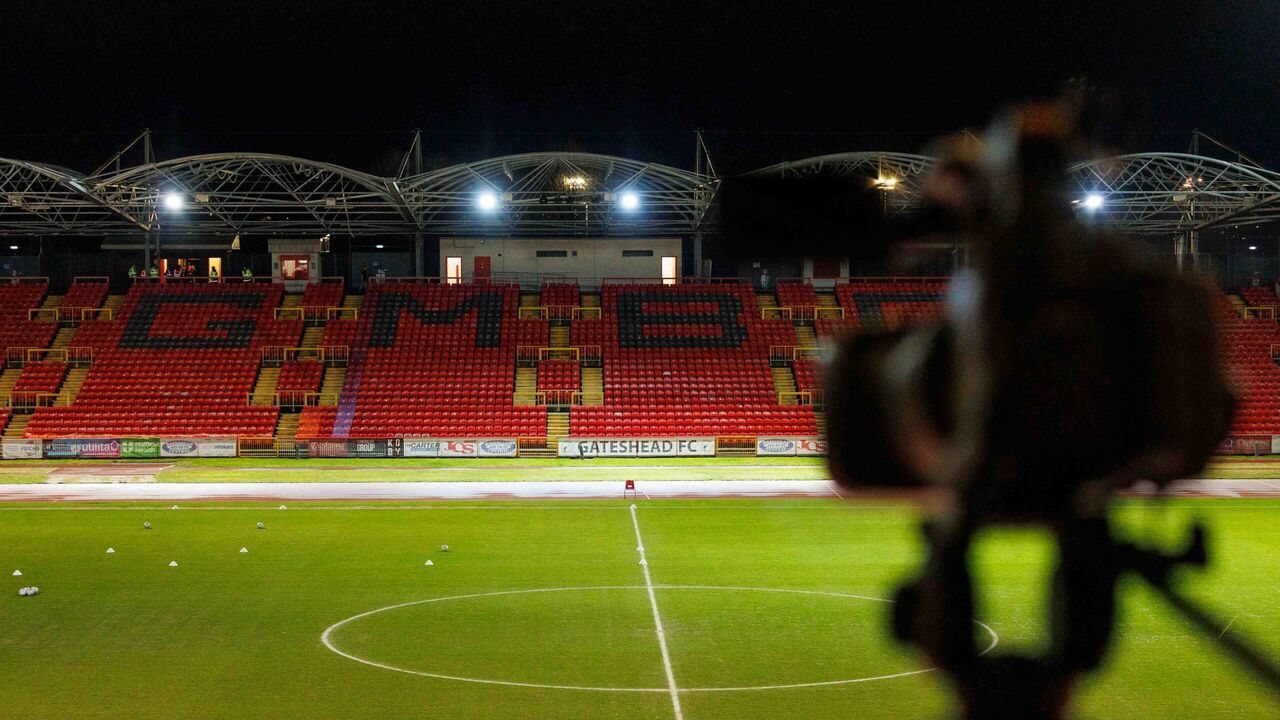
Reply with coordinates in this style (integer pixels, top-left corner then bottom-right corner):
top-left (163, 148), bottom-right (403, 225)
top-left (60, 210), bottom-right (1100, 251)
top-left (794, 437), bottom-right (827, 456)
top-left (440, 440), bottom-right (478, 458)
top-left (42, 439), bottom-right (121, 459)
top-left (477, 439), bottom-right (518, 458)
top-left (756, 437), bottom-right (798, 456)
top-left (2, 440), bottom-right (41, 459)
top-left (120, 437), bottom-right (161, 459)
top-left (159, 439), bottom-right (200, 458)
top-left (199, 439), bottom-right (237, 457)
top-left (307, 439), bottom-right (404, 458)
top-left (558, 438), bottom-right (716, 458)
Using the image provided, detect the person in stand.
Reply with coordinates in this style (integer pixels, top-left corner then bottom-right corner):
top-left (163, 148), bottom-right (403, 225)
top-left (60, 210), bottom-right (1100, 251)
top-left (187, 263), bottom-right (195, 277)
top-left (209, 266), bottom-right (219, 281)
top-left (241, 266), bottom-right (253, 282)
top-left (360, 264), bottom-right (369, 288)
top-left (128, 265), bottom-right (138, 281)
top-left (149, 264), bottom-right (159, 278)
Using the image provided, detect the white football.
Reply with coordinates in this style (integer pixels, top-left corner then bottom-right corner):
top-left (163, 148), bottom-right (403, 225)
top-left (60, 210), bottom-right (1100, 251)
top-left (30, 587), bottom-right (38, 595)
top-left (441, 544), bottom-right (449, 552)
top-left (257, 522), bottom-right (265, 529)
top-left (18, 587), bottom-right (28, 596)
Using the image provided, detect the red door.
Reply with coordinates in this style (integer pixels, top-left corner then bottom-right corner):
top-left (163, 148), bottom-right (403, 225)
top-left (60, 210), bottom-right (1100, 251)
top-left (474, 256), bottom-right (491, 283)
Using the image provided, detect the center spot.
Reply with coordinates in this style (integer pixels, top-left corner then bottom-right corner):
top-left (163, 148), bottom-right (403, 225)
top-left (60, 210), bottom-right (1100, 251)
top-left (323, 586), bottom-right (930, 692)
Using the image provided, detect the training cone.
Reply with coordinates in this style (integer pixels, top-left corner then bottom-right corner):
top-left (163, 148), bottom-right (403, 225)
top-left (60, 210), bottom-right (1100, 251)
top-left (12, 570), bottom-right (21, 576)
top-left (636, 545), bottom-right (644, 552)
top-left (638, 558), bottom-right (647, 566)
top-left (239, 548), bottom-right (248, 553)
top-left (106, 548), bottom-right (115, 554)
top-left (424, 560), bottom-right (434, 566)
top-left (168, 561), bottom-right (178, 567)
top-left (171, 505), bottom-right (180, 510)
top-left (279, 505), bottom-right (287, 510)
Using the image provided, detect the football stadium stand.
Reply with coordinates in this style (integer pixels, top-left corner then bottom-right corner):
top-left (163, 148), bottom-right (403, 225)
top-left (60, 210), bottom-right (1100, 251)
top-left (569, 281), bottom-right (817, 437)
top-left (0, 273), bottom-right (1274, 455)
top-left (296, 282), bottom-right (548, 440)
top-left (22, 281), bottom-right (298, 438)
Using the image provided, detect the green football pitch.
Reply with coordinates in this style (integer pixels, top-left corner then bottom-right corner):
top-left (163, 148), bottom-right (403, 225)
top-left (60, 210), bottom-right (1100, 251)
top-left (2, 499), bottom-right (1277, 719)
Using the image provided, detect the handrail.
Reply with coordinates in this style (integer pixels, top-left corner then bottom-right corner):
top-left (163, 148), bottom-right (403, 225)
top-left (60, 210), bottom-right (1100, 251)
top-left (837, 276), bottom-right (951, 285)
top-left (1244, 305), bottom-right (1276, 319)
top-left (536, 390), bottom-right (582, 406)
top-left (318, 276), bottom-right (345, 284)
top-left (769, 345), bottom-right (822, 363)
top-left (570, 306), bottom-right (602, 320)
top-left (601, 276), bottom-right (749, 285)
top-left (76, 307), bottom-right (115, 322)
top-left (326, 306), bottom-right (358, 320)
top-left (71, 276), bottom-right (109, 284)
top-left (4, 277), bottom-right (49, 285)
top-left (27, 307), bottom-right (59, 322)
top-left (761, 306), bottom-right (792, 320)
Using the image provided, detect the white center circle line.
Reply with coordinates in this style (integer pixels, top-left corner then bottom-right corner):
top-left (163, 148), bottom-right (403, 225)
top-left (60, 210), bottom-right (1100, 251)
top-left (320, 585), bottom-right (1000, 693)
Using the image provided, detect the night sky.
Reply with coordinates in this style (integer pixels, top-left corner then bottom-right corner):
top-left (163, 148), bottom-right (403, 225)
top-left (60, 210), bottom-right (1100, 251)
top-left (4, 1), bottom-right (1277, 175)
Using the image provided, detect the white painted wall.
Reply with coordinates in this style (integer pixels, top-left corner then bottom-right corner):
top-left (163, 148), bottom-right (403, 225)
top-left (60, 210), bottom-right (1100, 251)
top-left (439, 237), bottom-right (681, 288)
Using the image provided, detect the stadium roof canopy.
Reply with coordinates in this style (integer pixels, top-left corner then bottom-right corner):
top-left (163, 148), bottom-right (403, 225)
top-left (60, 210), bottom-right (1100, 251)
top-left (752, 151), bottom-right (1280, 235)
top-left (0, 152), bottom-right (716, 238)
top-left (1, 148), bottom-right (1278, 238)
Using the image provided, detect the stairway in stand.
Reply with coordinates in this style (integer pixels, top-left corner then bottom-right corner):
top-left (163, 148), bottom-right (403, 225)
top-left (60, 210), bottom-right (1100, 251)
top-left (520, 292), bottom-right (540, 309)
top-left (250, 367), bottom-right (281, 406)
top-left (319, 365), bottom-right (345, 403)
top-left (546, 410), bottom-right (570, 438)
top-left (103, 294), bottom-right (125, 319)
top-left (549, 325), bottom-right (569, 348)
top-left (580, 367), bottom-right (603, 406)
top-left (795, 325), bottom-right (817, 346)
top-left (281, 294), bottom-right (302, 309)
top-left (813, 411), bottom-right (827, 437)
top-left (55, 367), bottom-right (88, 406)
top-left (51, 326), bottom-right (77, 349)
top-left (274, 412), bottom-right (301, 444)
top-left (581, 293), bottom-right (600, 309)
top-left (4, 414), bottom-right (30, 439)
top-left (0, 367), bottom-right (20, 399)
top-left (514, 366), bottom-right (537, 406)
top-left (301, 326), bottom-right (324, 347)
top-left (771, 365), bottom-right (799, 404)
top-left (816, 292), bottom-right (839, 310)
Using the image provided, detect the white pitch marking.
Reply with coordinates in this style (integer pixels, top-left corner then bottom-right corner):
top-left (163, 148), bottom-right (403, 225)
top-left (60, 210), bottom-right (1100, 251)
top-left (826, 482), bottom-right (843, 499)
top-left (320, 585), bottom-right (1001, 693)
top-left (630, 504), bottom-right (685, 720)
top-left (1218, 612), bottom-right (1241, 639)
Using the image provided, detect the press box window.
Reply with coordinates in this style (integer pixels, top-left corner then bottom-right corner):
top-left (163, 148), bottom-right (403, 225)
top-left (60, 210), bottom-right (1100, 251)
top-left (622, 249), bottom-right (654, 257)
top-left (536, 250), bottom-right (568, 258)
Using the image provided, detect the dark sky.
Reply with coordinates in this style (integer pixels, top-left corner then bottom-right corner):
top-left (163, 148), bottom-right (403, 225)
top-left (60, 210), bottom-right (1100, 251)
top-left (3, 1), bottom-right (1277, 175)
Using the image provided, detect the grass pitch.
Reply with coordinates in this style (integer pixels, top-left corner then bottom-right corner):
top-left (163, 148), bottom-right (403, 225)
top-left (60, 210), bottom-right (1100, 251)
top-left (2, 499), bottom-right (1277, 719)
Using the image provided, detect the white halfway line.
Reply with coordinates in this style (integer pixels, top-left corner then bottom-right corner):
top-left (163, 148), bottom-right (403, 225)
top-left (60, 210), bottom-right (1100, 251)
top-left (630, 504), bottom-right (684, 720)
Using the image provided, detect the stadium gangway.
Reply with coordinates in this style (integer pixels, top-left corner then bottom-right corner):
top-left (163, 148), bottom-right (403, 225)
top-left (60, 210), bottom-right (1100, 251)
top-left (275, 306), bottom-right (346, 323)
top-left (1244, 306), bottom-right (1276, 320)
top-left (247, 391), bottom-right (339, 409)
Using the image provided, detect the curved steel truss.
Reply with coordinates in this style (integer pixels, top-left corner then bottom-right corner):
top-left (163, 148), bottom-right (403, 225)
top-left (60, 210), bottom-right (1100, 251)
top-left (400, 152), bottom-right (715, 236)
top-left (1067, 153), bottom-right (1280, 234)
top-left (752, 151), bottom-right (1280, 236)
top-left (0, 148), bottom-right (1277, 238)
top-left (0, 152), bottom-right (715, 238)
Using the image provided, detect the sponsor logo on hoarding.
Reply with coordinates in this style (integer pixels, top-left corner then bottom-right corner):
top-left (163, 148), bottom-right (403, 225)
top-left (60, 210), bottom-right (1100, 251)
top-left (796, 438), bottom-right (827, 456)
top-left (559, 438), bottom-right (715, 458)
top-left (447, 441), bottom-right (475, 453)
top-left (479, 440), bottom-right (517, 455)
top-left (160, 440), bottom-right (199, 456)
top-left (757, 438), bottom-right (796, 454)
top-left (2, 440), bottom-right (41, 459)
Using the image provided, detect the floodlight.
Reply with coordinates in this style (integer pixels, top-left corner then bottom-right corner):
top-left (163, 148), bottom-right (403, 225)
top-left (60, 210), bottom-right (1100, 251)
top-left (1083, 193), bottom-right (1104, 210)
top-left (8, 245), bottom-right (17, 251)
top-left (1249, 245), bottom-right (1258, 251)
top-left (563, 176), bottom-right (588, 190)
top-left (874, 176), bottom-right (897, 190)
top-left (163, 192), bottom-right (184, 211)
top-left (476, 190), bottom-right (499, 212)
top-left (375, 244), bottom-right (385, 249)
top-left (619, 190), bottom-right (640, 210)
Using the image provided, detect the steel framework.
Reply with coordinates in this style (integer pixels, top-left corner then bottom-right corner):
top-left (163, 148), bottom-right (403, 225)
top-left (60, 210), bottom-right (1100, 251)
top-left (752, 151), bottom-right (1280, 235)
top-left (1, 147), bottom-right (1278, 238)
